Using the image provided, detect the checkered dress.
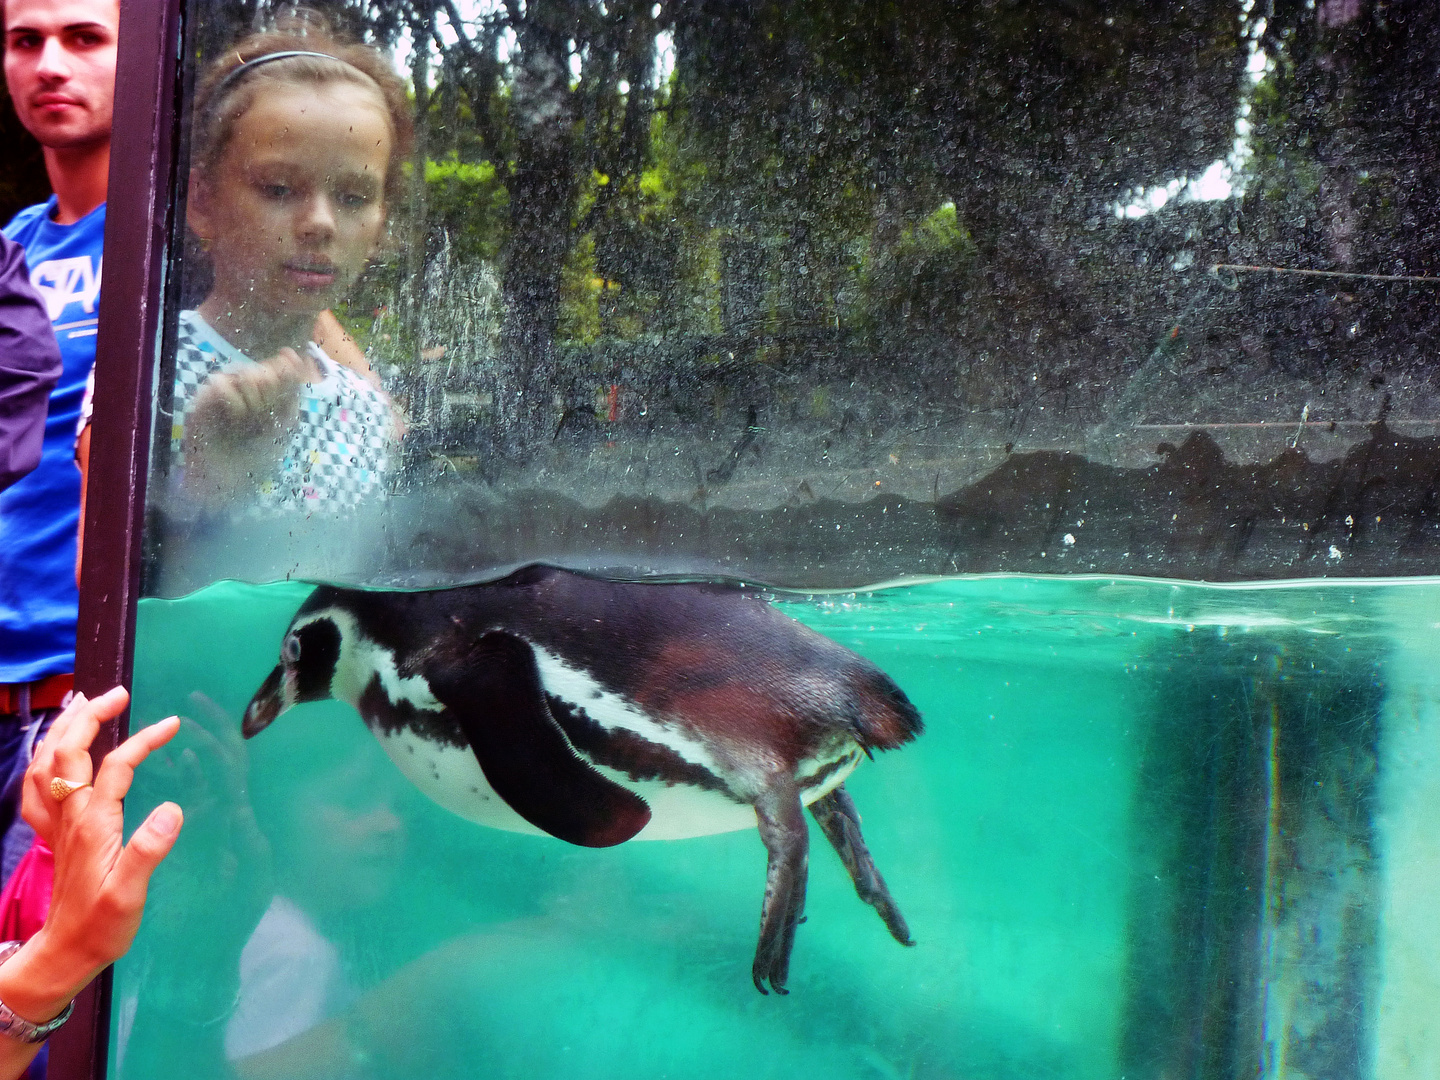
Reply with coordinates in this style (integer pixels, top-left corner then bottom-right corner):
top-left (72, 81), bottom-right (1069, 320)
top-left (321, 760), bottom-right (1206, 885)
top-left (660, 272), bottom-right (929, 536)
top-left (170, 310), bottom-right (392, 513)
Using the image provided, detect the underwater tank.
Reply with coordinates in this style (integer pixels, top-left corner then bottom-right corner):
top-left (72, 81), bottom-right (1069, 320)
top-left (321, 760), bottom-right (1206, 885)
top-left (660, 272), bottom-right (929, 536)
top-left (71, 0), bottom-right (1440, 1077)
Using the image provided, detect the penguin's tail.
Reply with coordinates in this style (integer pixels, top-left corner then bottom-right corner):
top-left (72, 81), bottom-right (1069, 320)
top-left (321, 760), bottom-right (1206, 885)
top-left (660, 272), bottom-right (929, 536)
top-left (849, 668), bottom-right (924, 752)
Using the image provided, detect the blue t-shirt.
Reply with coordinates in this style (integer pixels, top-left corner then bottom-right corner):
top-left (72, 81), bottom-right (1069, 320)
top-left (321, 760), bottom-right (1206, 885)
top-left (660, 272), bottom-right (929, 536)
top-left (0, 197), bottom-right (105, 682)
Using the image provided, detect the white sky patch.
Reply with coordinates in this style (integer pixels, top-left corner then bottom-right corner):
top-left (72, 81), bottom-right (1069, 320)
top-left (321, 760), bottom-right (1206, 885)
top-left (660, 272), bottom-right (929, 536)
top-left (1112, 0), bottom-right (1269, 220)
top-left (392, 26), bottom-right (413, 79)
top-left (436, 16), bottom-right (459, 49)
top-left (394, 0), bottom-right (508, 83)
top-left (654, 30), bottom-right (675, 89)
top-left (1188, 159), bottom-right (1233, 202)
top-left (1247, 36), bottom-right (1270, 81)
top-left (399, 0), bottom-right (659, 94)
top-left (391, 19), bottom-right (440, 88)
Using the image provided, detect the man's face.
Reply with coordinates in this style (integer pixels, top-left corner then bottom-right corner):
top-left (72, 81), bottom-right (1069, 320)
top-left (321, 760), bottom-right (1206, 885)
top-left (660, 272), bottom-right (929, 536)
top-left (3, 0), bottom-right (119, 150)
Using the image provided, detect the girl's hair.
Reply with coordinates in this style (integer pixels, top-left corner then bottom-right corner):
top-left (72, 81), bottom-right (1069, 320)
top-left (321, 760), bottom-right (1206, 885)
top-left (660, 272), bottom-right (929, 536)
top-left (192, 17), bottom-right (414, 203)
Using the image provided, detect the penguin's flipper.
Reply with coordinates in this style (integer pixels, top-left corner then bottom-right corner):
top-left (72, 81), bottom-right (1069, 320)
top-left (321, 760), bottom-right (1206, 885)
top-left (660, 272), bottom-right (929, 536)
top-left (751, 781), bottom-right (809, 995)
top-left (423, 631), bottom-right (651, 848)
top-left (809, 785), bottom-right (913, 946)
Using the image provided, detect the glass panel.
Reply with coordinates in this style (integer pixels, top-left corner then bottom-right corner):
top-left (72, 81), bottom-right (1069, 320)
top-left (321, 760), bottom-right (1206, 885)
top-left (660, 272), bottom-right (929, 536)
top-left (114, 2), bottom-right (1440, 1077)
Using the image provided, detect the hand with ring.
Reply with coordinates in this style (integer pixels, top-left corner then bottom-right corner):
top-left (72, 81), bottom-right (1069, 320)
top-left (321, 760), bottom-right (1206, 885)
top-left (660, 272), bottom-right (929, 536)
top-left (0, 686), bottom-right (183, 1079)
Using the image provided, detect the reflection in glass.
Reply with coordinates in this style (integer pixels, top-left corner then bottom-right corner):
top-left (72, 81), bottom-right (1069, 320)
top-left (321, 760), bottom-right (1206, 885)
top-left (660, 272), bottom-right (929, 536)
top-left (113, 2), bottom-right (1440, 1077)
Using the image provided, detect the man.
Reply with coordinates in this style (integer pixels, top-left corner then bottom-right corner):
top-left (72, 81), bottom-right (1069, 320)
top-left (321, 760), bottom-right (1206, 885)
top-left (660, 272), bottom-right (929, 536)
top-left (0, 0), bottom-right (117, 884)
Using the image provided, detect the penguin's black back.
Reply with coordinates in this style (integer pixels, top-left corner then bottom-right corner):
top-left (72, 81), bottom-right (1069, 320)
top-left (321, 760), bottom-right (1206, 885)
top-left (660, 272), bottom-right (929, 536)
top-left (301, 566), bottom-right (921, 758)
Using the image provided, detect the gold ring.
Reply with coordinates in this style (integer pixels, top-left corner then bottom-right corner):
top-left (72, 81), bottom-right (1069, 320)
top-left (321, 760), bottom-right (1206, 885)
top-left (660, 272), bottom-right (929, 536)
top-left (50, 778), bottom-right (91, 802)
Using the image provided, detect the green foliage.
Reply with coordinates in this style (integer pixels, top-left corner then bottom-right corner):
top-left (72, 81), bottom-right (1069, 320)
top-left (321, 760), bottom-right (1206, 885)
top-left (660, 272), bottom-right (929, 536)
top-left (558, 233), bottom-right (605, 345)
top-left (220, 0), bottom-right (1440, 434)
top-left (904, 202), bottom-right (972, 256)
top-left (853, 201), bottom-right (980, 337)
top-left (583, 109), bottom-right (724, 340)
top-left (340, 0), bottom-right (1246, 387)
top-left (328, 302), bottom-right (376, 351)
top-left (424, 155), bottom-right (510, 265)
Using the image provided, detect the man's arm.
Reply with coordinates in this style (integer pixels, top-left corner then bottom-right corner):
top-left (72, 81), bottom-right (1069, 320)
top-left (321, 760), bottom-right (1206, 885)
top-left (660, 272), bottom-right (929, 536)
top-left (0, 233), bottom-right (62, 493)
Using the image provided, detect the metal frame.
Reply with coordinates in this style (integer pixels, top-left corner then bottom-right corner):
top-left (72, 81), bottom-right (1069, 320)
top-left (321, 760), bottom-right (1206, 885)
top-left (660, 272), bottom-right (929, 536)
top-left (55, 0), bottom-right (183, 1074)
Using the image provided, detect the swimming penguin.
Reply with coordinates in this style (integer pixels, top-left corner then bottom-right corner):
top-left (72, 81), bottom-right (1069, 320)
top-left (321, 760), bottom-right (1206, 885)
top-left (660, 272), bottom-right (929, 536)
top-left (242, 564), bottom-right (921, 993)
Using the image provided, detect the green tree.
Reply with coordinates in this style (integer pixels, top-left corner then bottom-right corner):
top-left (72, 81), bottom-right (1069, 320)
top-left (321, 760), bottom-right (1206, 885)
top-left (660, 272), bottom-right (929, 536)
top-left (436, 0), bottom-right (667, 451)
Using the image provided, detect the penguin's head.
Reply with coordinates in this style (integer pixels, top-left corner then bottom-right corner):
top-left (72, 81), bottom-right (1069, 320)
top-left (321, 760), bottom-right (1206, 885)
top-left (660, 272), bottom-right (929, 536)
top-left (243, 614), bottom-right (344, 738)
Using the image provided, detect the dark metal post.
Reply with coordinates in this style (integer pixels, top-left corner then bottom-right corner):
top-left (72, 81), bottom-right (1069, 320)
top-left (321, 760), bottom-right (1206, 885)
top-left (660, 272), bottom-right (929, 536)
top-left (52, 0), bottom-right (181, 1074)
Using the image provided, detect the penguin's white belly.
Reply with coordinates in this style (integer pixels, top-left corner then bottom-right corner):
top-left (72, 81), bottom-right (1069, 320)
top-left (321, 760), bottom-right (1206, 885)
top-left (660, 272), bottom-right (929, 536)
top-left (376, 728), bottom-right (546, 835)
top-left (611, 748), bottom-right (862, 840)
top-left (371, 727), bottom-right (862, 841)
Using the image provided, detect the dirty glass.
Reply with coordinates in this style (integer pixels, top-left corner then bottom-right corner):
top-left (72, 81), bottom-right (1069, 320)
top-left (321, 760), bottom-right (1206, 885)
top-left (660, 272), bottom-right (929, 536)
top-left (114, 2), bottom-right (1440, 1078)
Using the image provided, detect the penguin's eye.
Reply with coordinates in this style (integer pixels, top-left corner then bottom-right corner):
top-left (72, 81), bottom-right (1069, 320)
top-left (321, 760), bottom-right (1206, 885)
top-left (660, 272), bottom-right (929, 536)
top-left (282, 635), bottom-right (301, 664)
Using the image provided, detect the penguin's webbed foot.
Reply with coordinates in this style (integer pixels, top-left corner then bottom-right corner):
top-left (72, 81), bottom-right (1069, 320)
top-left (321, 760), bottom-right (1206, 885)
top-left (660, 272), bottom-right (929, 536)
top-left (752, 783), bottom-right (809, 995)
top-left (810, 785), bottom-right (913, 946)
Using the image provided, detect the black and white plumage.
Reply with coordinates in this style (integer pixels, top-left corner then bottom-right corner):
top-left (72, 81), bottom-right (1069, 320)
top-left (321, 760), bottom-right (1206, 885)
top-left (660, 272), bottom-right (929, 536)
top-left (242, 564), bottom-right (922, 993)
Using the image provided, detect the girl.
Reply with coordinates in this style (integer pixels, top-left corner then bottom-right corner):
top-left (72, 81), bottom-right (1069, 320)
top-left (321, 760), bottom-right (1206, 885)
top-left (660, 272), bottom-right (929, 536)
top-left (173, 26), bottom-right (412, 512)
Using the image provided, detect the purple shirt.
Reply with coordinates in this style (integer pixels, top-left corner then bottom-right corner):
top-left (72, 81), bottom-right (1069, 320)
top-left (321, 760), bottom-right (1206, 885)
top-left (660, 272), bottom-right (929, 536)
top-left (0, 233), bottom-right (62, 493)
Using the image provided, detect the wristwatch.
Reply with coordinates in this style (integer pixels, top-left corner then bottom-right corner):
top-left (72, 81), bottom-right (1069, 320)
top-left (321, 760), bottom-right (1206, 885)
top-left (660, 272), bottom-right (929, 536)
top-left (0, 941), bottom-right (76, 1042)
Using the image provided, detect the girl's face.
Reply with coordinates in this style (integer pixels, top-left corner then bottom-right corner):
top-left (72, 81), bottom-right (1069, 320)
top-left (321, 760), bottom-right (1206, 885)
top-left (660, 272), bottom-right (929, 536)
top-left (189, 80), bottom-right (393, 324)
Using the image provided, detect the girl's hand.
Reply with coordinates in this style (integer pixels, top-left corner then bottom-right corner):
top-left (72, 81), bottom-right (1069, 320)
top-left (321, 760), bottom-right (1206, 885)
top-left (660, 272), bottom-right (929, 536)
top-left (182, 348), bottom-right (315, 504)
top-left (189, 347), bottom-right (313, 442)
top-left (2, 688), bottom-right (183, 1032)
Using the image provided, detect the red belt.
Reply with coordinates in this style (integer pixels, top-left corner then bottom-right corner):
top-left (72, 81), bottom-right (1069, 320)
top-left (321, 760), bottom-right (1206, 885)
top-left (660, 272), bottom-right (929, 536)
top-left (0, 674), bottom-right (74, 715)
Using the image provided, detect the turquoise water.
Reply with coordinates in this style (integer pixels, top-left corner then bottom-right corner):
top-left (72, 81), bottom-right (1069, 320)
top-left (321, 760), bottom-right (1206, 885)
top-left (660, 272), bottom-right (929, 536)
top-left (110, 574), bottom-right (1429, 1080)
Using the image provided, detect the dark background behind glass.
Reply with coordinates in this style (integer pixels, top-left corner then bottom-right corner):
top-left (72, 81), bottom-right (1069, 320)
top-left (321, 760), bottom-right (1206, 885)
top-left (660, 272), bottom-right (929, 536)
top-left (139, 0), bottom-right (1440, 591)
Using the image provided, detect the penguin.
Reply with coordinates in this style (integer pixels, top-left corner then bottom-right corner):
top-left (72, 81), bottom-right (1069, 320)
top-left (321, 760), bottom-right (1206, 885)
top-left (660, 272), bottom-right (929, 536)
top-left (242, 564), bottom-right (921, 994)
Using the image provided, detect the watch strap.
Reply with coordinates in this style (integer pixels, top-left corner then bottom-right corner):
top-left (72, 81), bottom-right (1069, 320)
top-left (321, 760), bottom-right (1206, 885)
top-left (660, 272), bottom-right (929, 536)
top-left (0, 941), bottom-right (76, 1043)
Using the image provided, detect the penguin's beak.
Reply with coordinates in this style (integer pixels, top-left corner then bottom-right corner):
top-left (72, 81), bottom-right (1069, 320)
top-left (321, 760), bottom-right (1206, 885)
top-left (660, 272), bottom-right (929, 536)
top-left (242, 665), bottom-right (286, 738)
